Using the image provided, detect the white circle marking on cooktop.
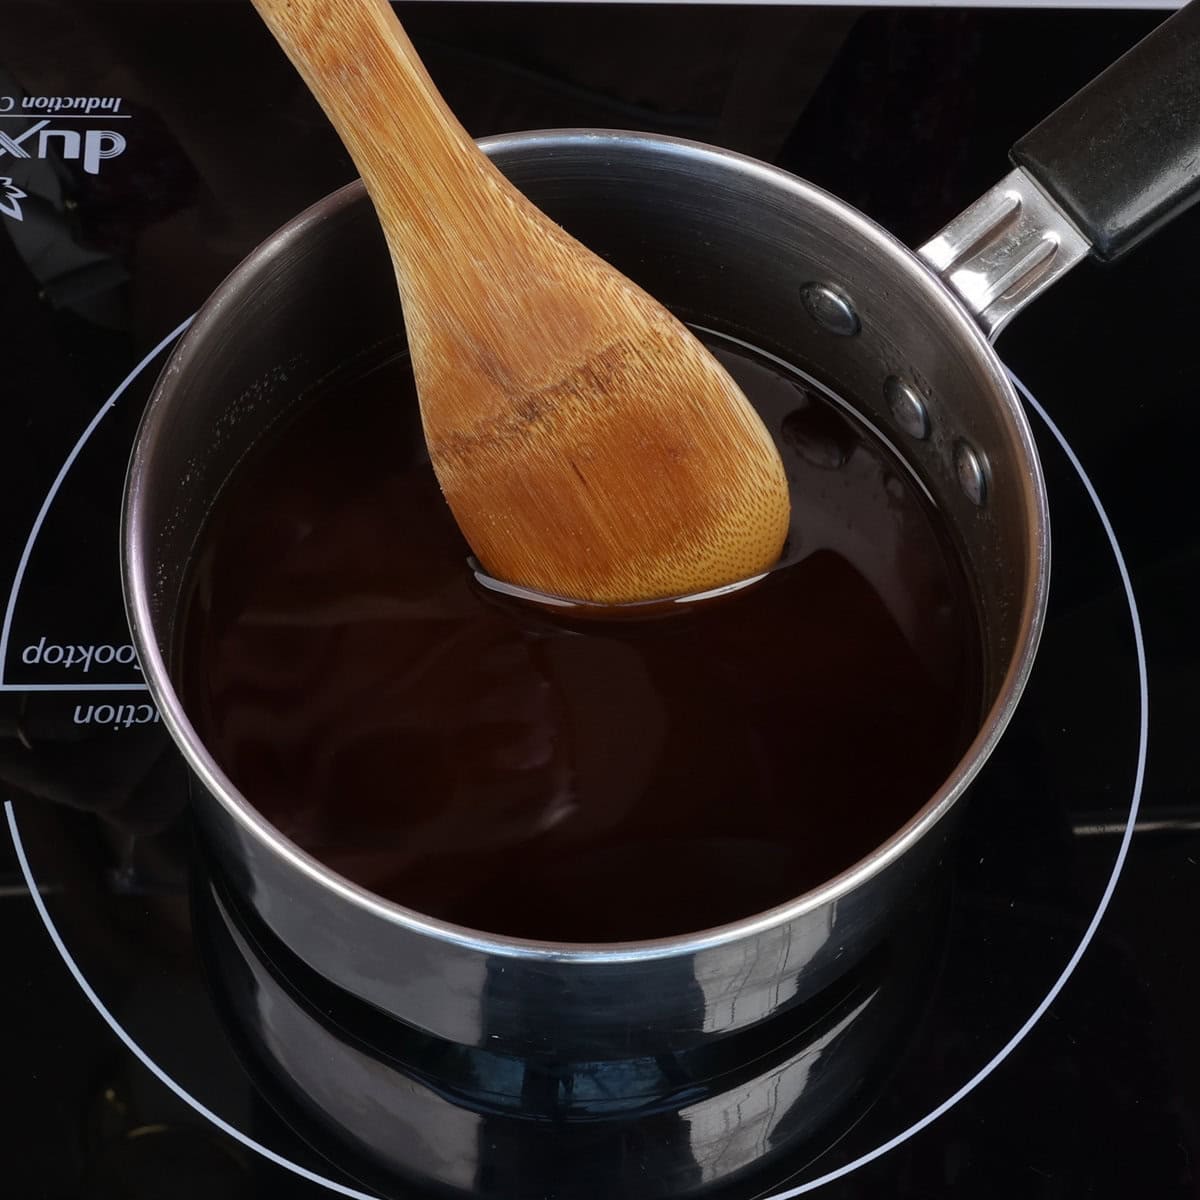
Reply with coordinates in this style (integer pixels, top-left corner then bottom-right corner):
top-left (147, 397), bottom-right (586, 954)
top-left (0, 317), bottom-right (193, 692)
top-left (3, 355), bottom-right (1149, 1198)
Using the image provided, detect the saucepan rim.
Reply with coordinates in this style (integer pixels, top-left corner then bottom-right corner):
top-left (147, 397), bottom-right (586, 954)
top-left (121, 127), bottom-right (1049, 965)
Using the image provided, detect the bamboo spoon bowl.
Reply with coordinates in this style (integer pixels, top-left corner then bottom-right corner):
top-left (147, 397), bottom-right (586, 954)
top-left (251, 0), bottom-right (791, 605)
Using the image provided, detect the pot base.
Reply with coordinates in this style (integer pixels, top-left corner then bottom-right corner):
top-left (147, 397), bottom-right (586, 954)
top-left (193, 849), bottom-right (945, 1199)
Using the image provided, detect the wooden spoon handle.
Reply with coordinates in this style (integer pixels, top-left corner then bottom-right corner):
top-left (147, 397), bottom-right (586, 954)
top-left (250, 0), bottom-right (494, 259)
top-left (250, 0), bottom-right (792, 605)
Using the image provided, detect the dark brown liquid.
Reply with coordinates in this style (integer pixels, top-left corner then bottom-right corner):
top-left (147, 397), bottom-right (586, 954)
top-left (180, 333), bottom-right (982, 943)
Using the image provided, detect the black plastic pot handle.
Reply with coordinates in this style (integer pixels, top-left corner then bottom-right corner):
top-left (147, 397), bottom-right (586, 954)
top-left (1011, 1), bottom-right (1200, 262)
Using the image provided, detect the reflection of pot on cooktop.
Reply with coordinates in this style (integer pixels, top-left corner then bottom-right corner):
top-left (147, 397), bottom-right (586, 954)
top-left (192, 854), bottom-right (946, 1200)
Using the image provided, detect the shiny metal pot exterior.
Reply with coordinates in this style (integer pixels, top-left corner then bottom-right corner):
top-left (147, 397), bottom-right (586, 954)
top-left (196, 863), bottom-right (941, 1198)
top-left (123, 131), bottom-right (1048, 1059)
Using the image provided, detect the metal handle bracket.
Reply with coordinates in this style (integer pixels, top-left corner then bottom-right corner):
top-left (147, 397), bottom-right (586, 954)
top-left (919, 168), bottom-right (1090, 340)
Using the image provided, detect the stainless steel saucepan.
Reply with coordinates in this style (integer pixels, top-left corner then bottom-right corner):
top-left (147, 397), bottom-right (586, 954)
top-left (123, 4), bottom-right (1200, 1059)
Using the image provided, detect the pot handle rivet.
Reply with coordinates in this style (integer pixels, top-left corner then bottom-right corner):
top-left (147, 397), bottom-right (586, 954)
top-left (884, 375), bottom-right (930, 440)
top-left (800, 282), bottom-right (860, 337)
top-left (954, 440), bottom-right (989, 507)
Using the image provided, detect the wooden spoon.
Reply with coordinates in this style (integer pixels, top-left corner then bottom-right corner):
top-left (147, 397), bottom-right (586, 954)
top-left (251, 0), bottom-right (791, 605)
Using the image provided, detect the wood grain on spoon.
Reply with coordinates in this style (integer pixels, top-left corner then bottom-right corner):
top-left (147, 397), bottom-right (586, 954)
top-left (252, 0), bottom-right (791, 604)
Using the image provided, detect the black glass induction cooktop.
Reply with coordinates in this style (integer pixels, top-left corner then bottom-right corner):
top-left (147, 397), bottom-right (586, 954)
top-left (1, 4), bottom-right (1197, 1197)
